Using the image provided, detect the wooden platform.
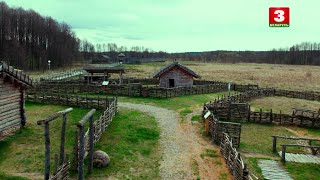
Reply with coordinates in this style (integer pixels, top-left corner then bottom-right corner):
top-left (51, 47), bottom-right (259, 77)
top-left (279, 151), bottom-right (320, 164)
top-left (258, 160), bottom-right (293, 180)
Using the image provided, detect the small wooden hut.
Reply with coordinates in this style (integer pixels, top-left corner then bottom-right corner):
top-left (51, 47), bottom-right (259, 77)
top-left (153, 62), bottom-right (200, 88)
top-left (0, 61), bottom-right (33, 135)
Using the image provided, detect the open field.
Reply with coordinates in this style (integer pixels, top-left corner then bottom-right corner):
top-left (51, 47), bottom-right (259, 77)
top-left (250, 96), bottom-right (320, 114)
top-left (28, 61), bottom-right (320, 91)
top-left (122, 61), bottom-right (320, 91)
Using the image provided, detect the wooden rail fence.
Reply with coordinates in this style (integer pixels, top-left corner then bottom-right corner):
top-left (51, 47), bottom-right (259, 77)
top-left (204, 90), bottom-right (320, 128)
top-left (73, 98), bottom-right (117, 179)
top-left (37, 108), bottom-right (73, 180)
top-left (26, 92), bottom-right (116, 111)
top-left (30, 82), bottom-right (229, 98)
top-left (220, 133), bottom-right (258, 180)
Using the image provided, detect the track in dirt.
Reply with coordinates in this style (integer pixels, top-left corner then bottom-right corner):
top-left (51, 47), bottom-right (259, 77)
top-left (119, 103), bottom-right (231, 180)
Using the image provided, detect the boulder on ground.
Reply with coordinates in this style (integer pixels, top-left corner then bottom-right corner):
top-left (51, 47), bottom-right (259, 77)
top-left (93, 150), bottom-right (110, 167)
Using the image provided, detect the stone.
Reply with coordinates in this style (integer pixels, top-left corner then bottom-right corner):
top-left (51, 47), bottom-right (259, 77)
top-left (93, 150), bottom-right (110, 167)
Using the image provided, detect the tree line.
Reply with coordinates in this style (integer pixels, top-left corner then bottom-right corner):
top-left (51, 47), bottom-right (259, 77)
top-left (170, 42), bottom-right (320, 65)
top-left (81, 41), bottom-right (168, 60)
top-left (0, 2), bottom-right (81, 71)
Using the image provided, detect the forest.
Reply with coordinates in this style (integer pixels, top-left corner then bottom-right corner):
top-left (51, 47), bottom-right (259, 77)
top-left (0, 2), bottom-right (81, 70)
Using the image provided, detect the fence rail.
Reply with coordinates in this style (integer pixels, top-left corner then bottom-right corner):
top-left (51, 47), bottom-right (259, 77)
top-left (26, 92), bottom-right (115, 111)
top-left (30, 82), bottom-right (229, 98)
top-left (73, 98), bottom-right (117, 179)
top-left (204, 89), bottom-right (320, 128)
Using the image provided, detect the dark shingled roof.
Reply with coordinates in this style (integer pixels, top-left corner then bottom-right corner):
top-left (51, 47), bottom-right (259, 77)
top-left (153, 62), bottom-right (200, 78)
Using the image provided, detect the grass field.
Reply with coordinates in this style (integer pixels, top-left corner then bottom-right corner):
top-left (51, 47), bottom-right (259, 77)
top-left (0, 103), bottom-right (160, 179)
top-left (250, 96), bottom-right (320, 114)
top-left (122, 61), bottom-right (320, 91)
top-left (0, 103), bottom-right (102, 178)
top-left (91, 108), bottom-right (161, 179)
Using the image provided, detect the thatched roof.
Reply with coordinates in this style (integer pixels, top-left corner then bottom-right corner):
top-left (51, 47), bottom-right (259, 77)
top-left (153, 62), bottom-right (200, 78)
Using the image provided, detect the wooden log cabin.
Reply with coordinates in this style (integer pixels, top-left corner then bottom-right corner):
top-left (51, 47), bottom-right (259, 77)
top-left (153, 62), bottom-right (200, 88)
top-left (0, 61), bottom-right (33, 135)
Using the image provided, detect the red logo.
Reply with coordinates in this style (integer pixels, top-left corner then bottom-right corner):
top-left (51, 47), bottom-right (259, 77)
top-left (269, 7), bottom-right (290, 27)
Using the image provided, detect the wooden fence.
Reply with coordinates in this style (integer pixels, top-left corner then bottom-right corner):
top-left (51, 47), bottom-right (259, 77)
top-left (206, 113), bottom-right (242, 147)
top-left (37, 108), bottom-right (73, 180)
top-left (39, 69), bottom-right (86, 82)
top-left (30, 82), bottom-right (229, 98)
top-left (73, 98), bottom-right (117, 178)
top-left (204, 90), bottom-right (320, 128)
top-left (203, 109), bottom-right (259, 179)
top-left (26, 92), bottom-right (116, 111)
top-left (220, 133), bottom-right (257, 180)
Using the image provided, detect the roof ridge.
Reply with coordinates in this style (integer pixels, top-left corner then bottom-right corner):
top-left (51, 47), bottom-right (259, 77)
top-left (153, 62), bottom-right (200, 78)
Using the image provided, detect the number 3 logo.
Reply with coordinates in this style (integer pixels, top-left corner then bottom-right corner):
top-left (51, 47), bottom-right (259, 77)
top-left (274, 10), bottom-right (285, 22)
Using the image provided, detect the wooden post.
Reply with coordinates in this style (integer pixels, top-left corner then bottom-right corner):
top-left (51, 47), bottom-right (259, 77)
top-left (78, 125), bottom-right (85, 180)
top-left (98, 94), bottom-right (100, 109)
top-left (281, 145), bottom-right (286, 163)
top-left (88, 115), bottom-right (94, 174)
top-left (259, 108), bottom-right (262, 122)
top-left (44, 123), bottom-right (50, 180)
top-left (119, 71), bottom-right (123, 85)
top-left (20, 87), bottom-right (26, 127)
top-left (73, 128), bottom-right (79, 171)
top-left (59, 114), bottom-right (67, 165)
top-left (272, 136), bottom-right (277, 152)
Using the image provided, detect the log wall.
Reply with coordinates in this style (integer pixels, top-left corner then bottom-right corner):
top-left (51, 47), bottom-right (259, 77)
top-left (0, 79), bottom-right (23, 133)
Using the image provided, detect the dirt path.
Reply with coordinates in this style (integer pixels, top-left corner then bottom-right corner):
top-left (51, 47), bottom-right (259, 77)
top-left (118, 103), bottom-right (231, 180)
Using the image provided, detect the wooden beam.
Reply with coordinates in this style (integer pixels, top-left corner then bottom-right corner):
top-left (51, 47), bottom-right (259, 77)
top-left (37, 108), bottom-right (73, 125)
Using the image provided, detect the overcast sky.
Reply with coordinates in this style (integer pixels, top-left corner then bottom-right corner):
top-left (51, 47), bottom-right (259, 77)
top-left (4, 0), bottom-right (320, 52)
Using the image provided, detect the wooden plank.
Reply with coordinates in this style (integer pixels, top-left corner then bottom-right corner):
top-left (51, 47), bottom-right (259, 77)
top-left (0, 109), bottom-right (20, 119)
top-left (0, 96), bottom-right (21, 106)
top-left (0, 102), bottom-right (20, 114)
top-left (0, 93), bottom-right (21, 100)
top-left (0, 118), bottom-right (21, 130)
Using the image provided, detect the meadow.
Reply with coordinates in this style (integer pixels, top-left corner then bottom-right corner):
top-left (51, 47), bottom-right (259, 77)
top-left (123, 61), bottom-right (320, 92)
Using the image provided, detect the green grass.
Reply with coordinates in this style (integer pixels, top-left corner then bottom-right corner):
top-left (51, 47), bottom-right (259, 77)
top-left (285, 163), bottom-right (320, 180)
top-left (200, 149), bottom-right (218, 159)
top-left (180, 109), bottom-right (193, 117)
top-left (218, 172), bottom-right (228, 180)
top-left (240, 123), bottom-right (300, 155)
top-left (191, 115), bottom-right (201, 122)
top-left (119, 92), bottom-right (231, 111)
top-left (90, 108), bottom-right (161, 179)
top-left (243, 157), bottom-right (268, 179)
top-left (0, 102), bottom-right (102, 178)
top-left (0, 173), bottom-right (30, 180)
